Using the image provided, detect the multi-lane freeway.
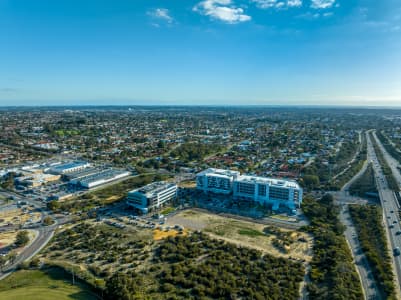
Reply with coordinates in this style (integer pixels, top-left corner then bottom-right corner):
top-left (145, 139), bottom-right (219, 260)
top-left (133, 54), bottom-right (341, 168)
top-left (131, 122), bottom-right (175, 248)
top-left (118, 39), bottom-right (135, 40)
top-left (373, 131), bottom-right (401, 191)
top-left (367, 132), bottom-right (401, 296)
top-left (334, 134), bottom-right (380, 300)
top-left (339, 204), bottom-right (380, 300)
top-left (334, 130), bottom-right (401, 299)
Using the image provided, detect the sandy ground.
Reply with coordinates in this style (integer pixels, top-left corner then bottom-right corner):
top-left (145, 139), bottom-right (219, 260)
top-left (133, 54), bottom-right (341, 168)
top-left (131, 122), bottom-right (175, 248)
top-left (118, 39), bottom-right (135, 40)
top-left (167, 209), bottom-right (313, 262)
top-left (105, 196), bottom-right (120, 202)
top-left (0, 208), bottom-right (41, 225)
top-left (0, 231), bottom-right (18, 248)
top-left (0, 229), bottom-right (38, 251)
top-left (178, 181), bottom-right (196, 188)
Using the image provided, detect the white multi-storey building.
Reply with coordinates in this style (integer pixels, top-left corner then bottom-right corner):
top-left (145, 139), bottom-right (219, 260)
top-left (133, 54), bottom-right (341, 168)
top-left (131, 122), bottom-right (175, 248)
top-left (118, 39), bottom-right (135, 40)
top-left (196, 168), bottom-right (302, 211)
top-left (196, 168), bottom-right (240, 195)
top-left (233, 175), bottom-right (302, 211)
top-left (127, 182), bottom-right (177, 214)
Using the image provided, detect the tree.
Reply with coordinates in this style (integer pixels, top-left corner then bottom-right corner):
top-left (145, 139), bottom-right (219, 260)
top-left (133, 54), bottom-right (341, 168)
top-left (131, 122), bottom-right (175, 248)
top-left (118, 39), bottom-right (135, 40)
top-left (47, 200), bottom-right (61, 212)
top-left (157, 140), bottom-right (165, 149)
top-left (0, 255), bottom-right (7, 271)
top-left (1, 172), bottom-right (16, 189)
top-left (302, 175), bottom-right (320, 190)
top-left (15, 230), bottom-right (30, 247)
top-left (8, 250), bottom-right (17, 264)
top-left (105, 273), bottom-right (142, 300)
top-left (29, 258), bottom-right (41, 268)
top-left (43, 216), bottom-right (54, 226)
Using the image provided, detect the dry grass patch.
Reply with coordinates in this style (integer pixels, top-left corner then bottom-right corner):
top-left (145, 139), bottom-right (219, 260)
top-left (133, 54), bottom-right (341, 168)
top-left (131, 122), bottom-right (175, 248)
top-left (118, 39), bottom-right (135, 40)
top-left (0, 231), bottom-right (18, 247)
top-left (153, 228), bottom-right (188, 241)
top-left (0, 208), bottom-right (41, 225)
top-left (167, 209), bottom-right (313, 262)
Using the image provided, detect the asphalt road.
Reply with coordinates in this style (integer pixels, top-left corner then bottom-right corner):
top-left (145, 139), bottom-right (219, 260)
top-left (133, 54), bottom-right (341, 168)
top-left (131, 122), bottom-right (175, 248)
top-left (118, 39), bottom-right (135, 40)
top-left (333, 133), bottom-right (381, 300)
top-left (368, 132), bottom-right (401, 296)
top-left (339, 204), bottom-right (380, 300)
top-left (373, 131), bottom-right (401, 192)
top-left (0, 191), bottom-right (70, 280)
top-left (0, 222), bottom-right (56, 280)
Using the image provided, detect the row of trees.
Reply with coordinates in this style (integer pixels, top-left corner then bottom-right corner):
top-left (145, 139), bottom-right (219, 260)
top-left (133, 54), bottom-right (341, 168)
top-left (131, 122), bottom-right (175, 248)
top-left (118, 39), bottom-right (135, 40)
top-left (327, 134), bottom-right (367, 191)
top-left (302, 194), bottom-right (364, 299)
top-left (376, 131), bottom-right (401, 164)
top-left (349, 205), bottom-right (396, 299)
top-left (302, 134), bottom-right (367, 191)
top-left (348, 163), bottom-right (378, 198)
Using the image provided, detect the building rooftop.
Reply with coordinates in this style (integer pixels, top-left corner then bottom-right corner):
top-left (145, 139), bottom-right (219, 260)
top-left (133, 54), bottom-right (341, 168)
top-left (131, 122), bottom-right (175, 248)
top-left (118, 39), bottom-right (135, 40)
top-left (66, 167), bottom-right (102, 179)
top-left (197, 168), bottom-right (240, 178)
top-left (128, 181), bottom-right (176, 198)
top-left (78, 169), bottom-right (130, 185)
top-left (50, 161), bottom-right (90, 172)
top-left (236, 175), bottom-right (300, 189)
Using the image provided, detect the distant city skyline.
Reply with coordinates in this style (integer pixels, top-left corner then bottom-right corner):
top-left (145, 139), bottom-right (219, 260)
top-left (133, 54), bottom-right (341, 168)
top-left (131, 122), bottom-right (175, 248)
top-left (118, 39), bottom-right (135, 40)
top-left (1, 0), bottom-right (400, 106)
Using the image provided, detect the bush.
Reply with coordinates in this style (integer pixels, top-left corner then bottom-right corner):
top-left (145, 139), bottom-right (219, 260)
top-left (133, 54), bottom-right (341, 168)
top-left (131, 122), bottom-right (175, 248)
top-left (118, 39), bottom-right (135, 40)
top-left (349, 205), bottom-right (395, 299)
top-left (43, 216), bottom-right (55, 226)
top-left (15, 230), bottom-right (30, 247)
top-left (302, 194), bottom-right (363, 299)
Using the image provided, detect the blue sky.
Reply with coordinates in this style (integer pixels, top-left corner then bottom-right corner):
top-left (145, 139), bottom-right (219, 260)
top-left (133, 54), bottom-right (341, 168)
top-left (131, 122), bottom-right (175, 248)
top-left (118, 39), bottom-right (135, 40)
top-left (0, 0), bottom-right (400, 106)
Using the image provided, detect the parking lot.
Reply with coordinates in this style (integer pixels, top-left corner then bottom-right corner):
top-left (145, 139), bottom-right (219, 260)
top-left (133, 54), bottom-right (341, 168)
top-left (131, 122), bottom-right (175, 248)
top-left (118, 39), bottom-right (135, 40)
top-left (19, 180), bottom-right (85, 203)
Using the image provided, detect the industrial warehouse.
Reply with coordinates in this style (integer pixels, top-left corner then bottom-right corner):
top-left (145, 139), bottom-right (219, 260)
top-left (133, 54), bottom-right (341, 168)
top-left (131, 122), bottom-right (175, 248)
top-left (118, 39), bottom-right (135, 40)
top-left (2, 160), bottom-right (132, 201)
top-left (196, 168), bottom-right (303, 212)
top-left (67, 167), bottom-right (131, 189)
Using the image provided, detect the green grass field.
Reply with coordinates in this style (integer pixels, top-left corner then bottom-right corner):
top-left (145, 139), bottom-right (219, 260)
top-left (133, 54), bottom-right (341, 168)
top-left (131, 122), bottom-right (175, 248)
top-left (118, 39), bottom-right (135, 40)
top-left (0, 267), bottom-right (99, 300)
top-left (237, 228), bottom-right (265, 237)
top-left (160, 207), bottom-right (175, 215)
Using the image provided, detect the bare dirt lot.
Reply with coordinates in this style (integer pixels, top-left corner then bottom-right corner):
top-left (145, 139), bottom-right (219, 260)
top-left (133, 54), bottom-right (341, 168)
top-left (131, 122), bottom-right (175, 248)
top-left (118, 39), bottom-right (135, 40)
top-left (0, 231), bottom-right (18, 248)
top-left (0, 229), bottom-right (37, 252)
top-left (0, 208), bottom-right (41, 226)
top-left (166, 209), bottom-right (313, 262)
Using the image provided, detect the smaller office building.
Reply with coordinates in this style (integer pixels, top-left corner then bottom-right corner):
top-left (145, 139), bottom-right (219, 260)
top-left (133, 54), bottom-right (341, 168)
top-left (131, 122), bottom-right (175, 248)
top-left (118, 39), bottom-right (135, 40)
top-left (16, 173), bottom-right (61, 188)
top-left (127, 182), bottom-right (177, 214)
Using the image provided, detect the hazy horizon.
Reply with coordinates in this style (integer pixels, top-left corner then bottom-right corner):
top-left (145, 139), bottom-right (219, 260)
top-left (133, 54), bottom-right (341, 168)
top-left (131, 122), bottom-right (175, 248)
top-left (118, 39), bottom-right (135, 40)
top-left (1, 103), bottom-right (401, 109)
